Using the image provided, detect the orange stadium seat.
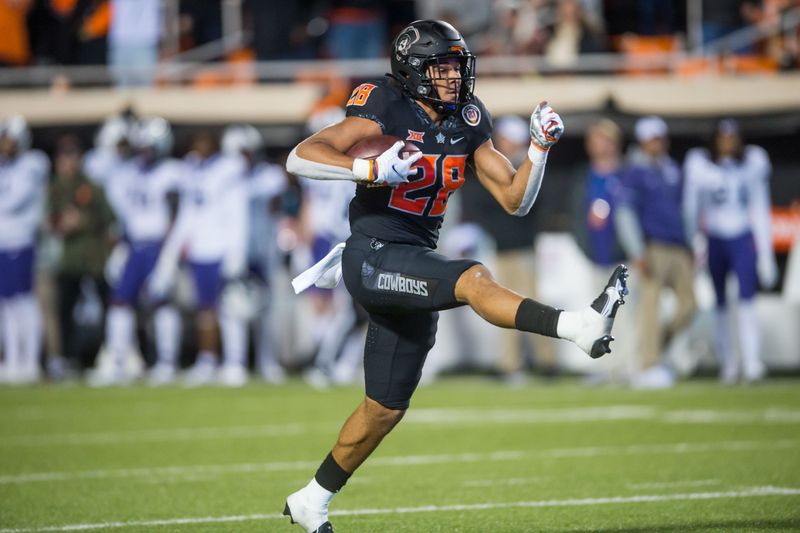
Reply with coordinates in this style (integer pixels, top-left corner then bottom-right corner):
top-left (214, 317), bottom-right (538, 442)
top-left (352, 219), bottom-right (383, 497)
top-left (615, 34), bottom-right (680, 75)
top-left (724, 54), bottom-right (779, 74)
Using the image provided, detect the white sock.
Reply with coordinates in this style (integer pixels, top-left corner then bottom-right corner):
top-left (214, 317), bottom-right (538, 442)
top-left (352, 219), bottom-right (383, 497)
top-left (17, 294), bottom-right (42, 376)
top-left (737, 301), bottom-right (763, 376)
top-left (106, 306), bottom-right (135, 372)
top-left (196, 350), bottom-right (217, 367)
top-left (714, 307), bottom-right (735, 375)
top-left (304, 478), bottom-right (334, 511)
top-left (220, 313), bottom-right (247, 369)
top-left (556, 310), bottom-right (582, 342)
top-left (1, 300), bottom-right (21, 374)
top-left (556, 307), bottom-right (610, 355)
top-left (154, 306), bottom-right (180, 368)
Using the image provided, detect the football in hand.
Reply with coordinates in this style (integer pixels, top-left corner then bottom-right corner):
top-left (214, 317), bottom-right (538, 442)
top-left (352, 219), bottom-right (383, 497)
top-left (346, 135), bottom-right (421, 160)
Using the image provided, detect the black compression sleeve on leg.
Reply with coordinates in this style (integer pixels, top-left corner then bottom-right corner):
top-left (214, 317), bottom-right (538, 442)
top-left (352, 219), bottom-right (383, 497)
top-left (314, 452), bottom-right (352, 493)
top-left (514, 298), bottom-right (562, 338)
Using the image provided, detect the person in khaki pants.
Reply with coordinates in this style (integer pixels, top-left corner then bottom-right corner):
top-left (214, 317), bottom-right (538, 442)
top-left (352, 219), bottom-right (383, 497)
top-left (460, 115), bottom-right (557, 384)
top-left (616, 116), bottom-right (696, 388)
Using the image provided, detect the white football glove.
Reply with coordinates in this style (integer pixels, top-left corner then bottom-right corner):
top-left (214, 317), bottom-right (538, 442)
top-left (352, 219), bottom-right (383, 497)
top-left (352, 141), bottom-right (423, 187)
top-left (529, 101), bottom-right (564, 155)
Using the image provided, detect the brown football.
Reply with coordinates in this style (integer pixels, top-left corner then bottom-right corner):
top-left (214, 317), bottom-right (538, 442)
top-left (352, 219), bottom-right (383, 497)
top-left (346, 134), bottom-right (422, 160)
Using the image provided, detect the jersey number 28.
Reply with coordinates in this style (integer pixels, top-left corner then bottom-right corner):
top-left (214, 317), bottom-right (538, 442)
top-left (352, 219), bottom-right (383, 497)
top-left (388, 154), bottom-right (466, 217)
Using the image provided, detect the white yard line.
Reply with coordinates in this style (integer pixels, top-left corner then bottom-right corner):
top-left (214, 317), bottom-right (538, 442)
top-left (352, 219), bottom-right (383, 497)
top-left (0, 423), bottom-right (308, 447)
top-left (463, 477), bottom-right (546, 487)
top-left (3, 405), bottom-right (798, 448)
top-left (1, 486), bottom-right (798, 532)
top-left (0, 439), bottom-right (796, 485)
top-left (626, 479), bottom-right (721, 490)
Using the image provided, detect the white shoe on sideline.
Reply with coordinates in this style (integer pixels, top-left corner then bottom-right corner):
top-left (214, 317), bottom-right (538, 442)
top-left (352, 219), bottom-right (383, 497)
top-left (260, 364), bottom-right (287, 385)
top-left (86, 366), bottom-right (134, 388)
top-left (183, 358), bottom-right (217, 387)
top-left (217, 365), bottom-right (248, 387)
top-left (720, 362), bottom-right (739, 385)
top-left (631, 366), bottom-right (675, 390)
top-left (743, 360), bottom-right (767, 384)
top-left (147, 363), bottom-right (177, 386)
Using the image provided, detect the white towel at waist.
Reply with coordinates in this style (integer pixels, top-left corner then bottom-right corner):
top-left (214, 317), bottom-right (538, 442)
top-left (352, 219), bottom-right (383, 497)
top-left (291, 242), bottom-right (346, 294)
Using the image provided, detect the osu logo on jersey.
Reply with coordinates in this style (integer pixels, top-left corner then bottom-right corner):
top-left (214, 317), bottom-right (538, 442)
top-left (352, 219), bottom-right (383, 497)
top-left (462, 104), bottom-right (481, 126)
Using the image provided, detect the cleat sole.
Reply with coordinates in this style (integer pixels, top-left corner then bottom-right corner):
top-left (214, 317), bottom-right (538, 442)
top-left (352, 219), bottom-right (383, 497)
top-left (590, 335), bottom-right (613, 359)
top-left (283, 502), bottom-right (294, 523)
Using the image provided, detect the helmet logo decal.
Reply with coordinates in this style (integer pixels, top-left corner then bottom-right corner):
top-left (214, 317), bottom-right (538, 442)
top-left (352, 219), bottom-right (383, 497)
top-left (462, 104), bottom-right (481, 126)
top-left (396, 27), bottom-right (420, 56)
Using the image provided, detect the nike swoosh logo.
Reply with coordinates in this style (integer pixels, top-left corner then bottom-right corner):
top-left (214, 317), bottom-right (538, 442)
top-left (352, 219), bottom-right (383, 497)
top-left (450, 137), bottom-right (464, 144)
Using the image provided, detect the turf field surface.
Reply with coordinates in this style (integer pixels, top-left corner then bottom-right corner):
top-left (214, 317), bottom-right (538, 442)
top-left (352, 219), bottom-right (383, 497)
top-left (1, 378), bottom-right (799, 532)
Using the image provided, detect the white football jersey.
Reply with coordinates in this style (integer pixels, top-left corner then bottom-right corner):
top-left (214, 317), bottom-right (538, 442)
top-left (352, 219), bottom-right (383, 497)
top-left (683, 145), bottom-right (772, 240)
top-left (174, 153), bottom-right (247, 263)
top-left (83, 147), bottom-right (124, 187)
top-left (105, 157), bottom-right (183, 243)
top-left (300, 177), bottom-right (354, 242)
top-left (0, 150), bottom-right (50, 249)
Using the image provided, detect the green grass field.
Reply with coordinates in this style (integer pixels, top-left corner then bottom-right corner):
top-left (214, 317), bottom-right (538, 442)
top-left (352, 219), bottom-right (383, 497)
top-left (1, 378), bottom-right (799, 532)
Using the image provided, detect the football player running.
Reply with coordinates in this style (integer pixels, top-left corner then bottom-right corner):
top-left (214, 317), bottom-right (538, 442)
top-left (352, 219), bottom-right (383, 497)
top-left (0, 116), bottom-right (49, 384)
top-left (283, 20), bottom-right (628, 532)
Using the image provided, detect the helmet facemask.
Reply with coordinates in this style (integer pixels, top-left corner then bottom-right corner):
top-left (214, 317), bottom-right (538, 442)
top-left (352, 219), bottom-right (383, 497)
top-left (412, 54), bottom-right (475, 115)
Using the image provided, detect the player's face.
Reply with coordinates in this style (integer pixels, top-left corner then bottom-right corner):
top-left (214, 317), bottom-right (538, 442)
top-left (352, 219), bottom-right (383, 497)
top-left (427, 57), bottom-right (462, 103)
top-left (641, 136), bottom-right (668, 158)
top-left (586, 128), bottom-right (620, 160)
top-left (715, 132), bottom-right (741, 157)
top-left (0, 135), bottom-right (16, 157)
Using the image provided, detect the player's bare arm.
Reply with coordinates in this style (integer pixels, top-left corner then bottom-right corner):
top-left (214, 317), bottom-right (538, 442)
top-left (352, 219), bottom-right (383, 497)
top-left (287, 116), bottom-right (422, 186)
top-left (473, 101), bottom-right (564, 216)
top-left (293, 116), bottom-right (379, 172)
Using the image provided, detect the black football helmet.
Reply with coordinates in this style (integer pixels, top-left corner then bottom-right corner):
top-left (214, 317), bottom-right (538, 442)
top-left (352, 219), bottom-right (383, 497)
top-left (390, 20), bottom-right (476, 115)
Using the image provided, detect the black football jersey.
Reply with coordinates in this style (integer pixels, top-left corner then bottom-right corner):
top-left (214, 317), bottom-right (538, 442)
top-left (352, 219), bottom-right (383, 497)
top-left (345, 76), bottom-right (493, 248)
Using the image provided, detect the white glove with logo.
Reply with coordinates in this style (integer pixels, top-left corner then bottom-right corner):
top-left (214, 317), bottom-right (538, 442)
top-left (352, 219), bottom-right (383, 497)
top-left (352, 141), bottom-right (423, 187)
top-left (529, 101), bottom-right (564, 156)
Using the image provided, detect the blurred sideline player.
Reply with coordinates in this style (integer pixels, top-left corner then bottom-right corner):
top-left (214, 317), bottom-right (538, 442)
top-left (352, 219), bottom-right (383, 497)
top-left (282, 20), bottom-right (628, 532)
top-left (684, 119), bottom-right (777, 383)
top-left (150, 131), bottom-right (249, 387)
top-left (617, 117), bottom-right (696, 389)
top-left (87, 117), bottom-right (183, 386)
top-left (84, 110), bottom-right (138, 189)
top-left (299, 107), bottom-right (365, 388)
top-left (0, 115), bottom-right (49, 384)
top-left (222, 123), bottom-right (288, 384)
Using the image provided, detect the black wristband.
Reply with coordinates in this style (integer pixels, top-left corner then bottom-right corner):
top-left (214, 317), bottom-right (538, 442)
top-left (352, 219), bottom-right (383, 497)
top-left (514, 298), bottom-right (561, 339)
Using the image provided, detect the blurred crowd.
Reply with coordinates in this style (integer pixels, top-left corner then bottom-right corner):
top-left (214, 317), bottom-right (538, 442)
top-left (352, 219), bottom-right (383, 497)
top-left (1, 97), bottom-right (794, 389)
top-left (1, 0), bottom-right (799, 86)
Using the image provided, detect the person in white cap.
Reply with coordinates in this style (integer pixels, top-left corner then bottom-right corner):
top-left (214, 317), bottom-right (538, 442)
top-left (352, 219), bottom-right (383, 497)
top-left (683, 119), bottom-right (777, 384)
top-left (616, 116), bottom-right (696, 389)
